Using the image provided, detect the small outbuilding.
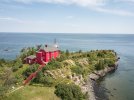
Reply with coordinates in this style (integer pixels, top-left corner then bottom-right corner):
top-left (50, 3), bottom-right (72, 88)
top-left (24, 55), bottom-right (36, 64)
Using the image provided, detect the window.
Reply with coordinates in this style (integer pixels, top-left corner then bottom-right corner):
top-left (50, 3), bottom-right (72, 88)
top-left (29, 59), bottom-right (31, 63)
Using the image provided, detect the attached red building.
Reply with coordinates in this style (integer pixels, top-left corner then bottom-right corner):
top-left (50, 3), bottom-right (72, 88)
top-left (24, 55), bottom-right (36, 64)
top-left (25, 44), bottom-right (60, 65)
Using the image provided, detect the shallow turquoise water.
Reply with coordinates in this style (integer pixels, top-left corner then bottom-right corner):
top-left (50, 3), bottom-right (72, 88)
top-left (0, 33), bottom-right (134, 100)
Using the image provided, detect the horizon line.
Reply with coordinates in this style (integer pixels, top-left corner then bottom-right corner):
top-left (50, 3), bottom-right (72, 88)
top-left (0, 32), bottom-right (134, 35)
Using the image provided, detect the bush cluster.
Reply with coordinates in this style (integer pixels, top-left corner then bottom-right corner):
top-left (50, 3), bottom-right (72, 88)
top-left (104, 59), bottom-right (115, 67)
top-left (43, 59), bottom-right (62, 70)
top-left (71, 66), bottom-right (84, 75)
top-left (22, 64), bottom-right (39, 79)
top-left (32, 71), bottom-right (55, 86)
top-left (55, 83), bottom-right (86, 100)
top-left (95, 60), bottom-right (105, 70)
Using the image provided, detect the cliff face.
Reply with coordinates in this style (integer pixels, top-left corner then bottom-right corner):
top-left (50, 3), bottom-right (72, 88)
top-left (44, 59), bottom-right (86, 88)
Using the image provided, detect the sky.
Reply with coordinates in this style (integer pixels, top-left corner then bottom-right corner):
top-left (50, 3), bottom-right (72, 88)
top-left (0, 0), bottom-right (134, 34)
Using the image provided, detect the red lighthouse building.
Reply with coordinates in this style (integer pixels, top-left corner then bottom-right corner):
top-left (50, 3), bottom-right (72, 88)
top-left (25, 40), bottom-right (60, 65)
top-left (36, 45), bottom-right (60, 64)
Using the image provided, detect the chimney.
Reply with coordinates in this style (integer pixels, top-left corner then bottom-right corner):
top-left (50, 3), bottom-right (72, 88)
top-left (45, 45), bottom-right (47, 47)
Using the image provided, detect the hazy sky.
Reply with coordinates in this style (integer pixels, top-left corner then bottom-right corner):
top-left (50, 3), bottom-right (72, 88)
top-left (0, 0), bottom-right (134, 34)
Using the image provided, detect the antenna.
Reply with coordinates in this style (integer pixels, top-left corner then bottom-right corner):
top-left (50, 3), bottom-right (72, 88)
top-left (54, 38), bottom-right (58, 48)
top-left (54, 38), bottom-right (57, 44)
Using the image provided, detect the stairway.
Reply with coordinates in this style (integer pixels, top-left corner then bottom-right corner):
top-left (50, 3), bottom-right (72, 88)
top-left (23, 63), bottom-right (46, 85)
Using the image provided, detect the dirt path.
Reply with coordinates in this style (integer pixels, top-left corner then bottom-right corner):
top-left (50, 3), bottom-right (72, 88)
top-left (8, 86), bottom-right (24, 95)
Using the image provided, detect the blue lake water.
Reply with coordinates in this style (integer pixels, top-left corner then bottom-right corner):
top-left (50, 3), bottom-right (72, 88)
top-left (0, 33), bottom-right (134, 100)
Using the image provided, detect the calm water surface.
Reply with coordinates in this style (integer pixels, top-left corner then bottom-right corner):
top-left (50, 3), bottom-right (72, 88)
top-left (0, 33), bottom-right (134, 100)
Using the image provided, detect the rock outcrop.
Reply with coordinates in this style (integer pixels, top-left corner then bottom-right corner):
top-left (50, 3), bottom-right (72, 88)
top-left (87, 61), bottom-right (119, 100)
top-left (89, 61), bottom-right (118, 81)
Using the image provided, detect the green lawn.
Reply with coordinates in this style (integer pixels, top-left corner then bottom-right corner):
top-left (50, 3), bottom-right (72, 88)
top-left (4, 86), bottom-right (60, 100)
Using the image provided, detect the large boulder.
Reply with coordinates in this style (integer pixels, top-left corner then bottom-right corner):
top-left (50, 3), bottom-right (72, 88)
top-left (89, 73), bottom-right (99, 80)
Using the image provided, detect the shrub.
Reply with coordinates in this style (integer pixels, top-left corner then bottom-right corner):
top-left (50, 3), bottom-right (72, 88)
top-left (79, 50), bottom-right (82, 53)
top-left (43, 59), bottom-right (62, 70)
top-left (95, 60), bottom-right (105, 70)
top-left (32, 71), bottom-right (44, 83)
top-left (71, 66), bottom-right (84, 75)
top-left (0, 59), bottom-right (6, 64)
top-left (19, 47), bottom-right (37, 61)
top-left (22, 64), bottom-right (38, 78)
top-left (12, 66), bottom-right (19, 72)
top-left (4, 77), bottom-right (17, 86)
top-left (97, 52), bottom-right (105, 57)
top-left (104, 59), bottom-right (115, 67)
top-left (55, 83), bottom-right (85, 100)
top-left (56, 55), bottom-right (67, 62)
top-left (19, 64), bottom-right (23, 68)
top-left (0, 86), bottom-right (8, 99)
top-left (66, 49), bottom-right (70, 56)
top-left (32, 70), bottom-right (55, 86)
top-left (42, 75), bottom-right (55, 86)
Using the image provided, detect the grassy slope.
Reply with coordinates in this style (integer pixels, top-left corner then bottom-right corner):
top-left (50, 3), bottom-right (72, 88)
top-left (4, 86), bottom-right (60, 100)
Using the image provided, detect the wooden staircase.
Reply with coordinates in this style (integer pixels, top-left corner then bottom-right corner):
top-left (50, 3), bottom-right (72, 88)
top-left (23, 63), bottom-right (46, 85)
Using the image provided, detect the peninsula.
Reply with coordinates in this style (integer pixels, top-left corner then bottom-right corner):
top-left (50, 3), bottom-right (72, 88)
top-left (0, 44), bottom-right (119, 100)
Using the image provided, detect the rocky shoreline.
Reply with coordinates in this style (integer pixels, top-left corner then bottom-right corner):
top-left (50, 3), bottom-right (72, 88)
top-left (89, 62), bottom-right (118, 81)
top-left (87, 59), bottom-right (119, 100)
